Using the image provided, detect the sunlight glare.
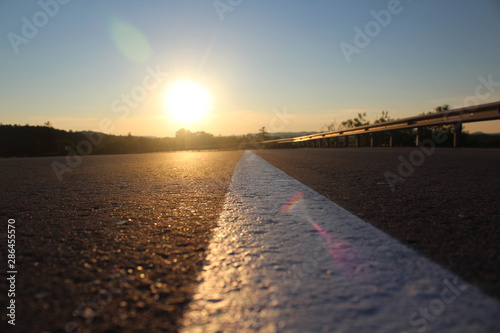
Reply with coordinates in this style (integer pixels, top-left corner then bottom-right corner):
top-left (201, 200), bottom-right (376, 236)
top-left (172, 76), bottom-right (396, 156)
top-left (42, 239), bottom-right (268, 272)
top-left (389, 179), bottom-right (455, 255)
top-left (165, 81), bottom-right (212, 125)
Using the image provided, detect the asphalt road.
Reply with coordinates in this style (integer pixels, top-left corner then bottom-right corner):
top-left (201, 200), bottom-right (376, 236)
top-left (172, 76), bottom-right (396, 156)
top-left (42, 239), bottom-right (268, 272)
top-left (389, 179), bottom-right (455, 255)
top-left (1, 148), bottom-right (498, 332)
top-left (0, 151), bottom-right (242, 332)
top-left (256, 148), bottom-right (500, 300)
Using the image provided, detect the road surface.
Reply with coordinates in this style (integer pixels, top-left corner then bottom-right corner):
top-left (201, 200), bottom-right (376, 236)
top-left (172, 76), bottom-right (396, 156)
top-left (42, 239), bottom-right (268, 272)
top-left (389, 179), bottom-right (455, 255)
top-left (0, 151), bottom-right (242, 332)
top-left (0, 148), bottom-right (498, 332)
top-left (256, 148), bottom-right (500, 299)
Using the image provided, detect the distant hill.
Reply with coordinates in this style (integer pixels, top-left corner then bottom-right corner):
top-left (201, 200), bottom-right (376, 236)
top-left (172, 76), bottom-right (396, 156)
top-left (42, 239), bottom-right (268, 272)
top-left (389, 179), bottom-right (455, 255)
top-left (270, 131), bottom-right (320, 138)
top-left (0, 125), bottom-right (260, 157)
top-left (463, 132), bottom-right (500, 147)
top-left (0, 125), bottom-right (498, 158)
top-left (0, 125), bottom-right (176, 157)
top-left (471, 132), bottom-right (500, 136)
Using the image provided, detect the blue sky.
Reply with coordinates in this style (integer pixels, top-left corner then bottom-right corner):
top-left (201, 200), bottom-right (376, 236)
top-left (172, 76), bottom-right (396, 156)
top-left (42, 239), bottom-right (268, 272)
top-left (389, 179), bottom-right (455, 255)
top-left (1, 0), bottom-right (500, 136)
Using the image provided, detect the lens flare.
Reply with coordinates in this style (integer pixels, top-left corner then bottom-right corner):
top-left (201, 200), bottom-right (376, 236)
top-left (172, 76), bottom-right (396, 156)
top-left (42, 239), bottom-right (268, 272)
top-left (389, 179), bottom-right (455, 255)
top-left (279, 190), bottom-right (304, 214)
top-left (311, 222), bottom-right (364, 280)
top-left (280, 190), bottom-right (365, 281)
top-left (109, 17), bottom-right (151, 63)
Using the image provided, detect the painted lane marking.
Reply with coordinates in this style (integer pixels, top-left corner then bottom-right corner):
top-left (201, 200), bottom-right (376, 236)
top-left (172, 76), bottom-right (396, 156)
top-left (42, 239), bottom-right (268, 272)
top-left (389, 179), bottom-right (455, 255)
top-left (181, 151), bottom-right (500, 332)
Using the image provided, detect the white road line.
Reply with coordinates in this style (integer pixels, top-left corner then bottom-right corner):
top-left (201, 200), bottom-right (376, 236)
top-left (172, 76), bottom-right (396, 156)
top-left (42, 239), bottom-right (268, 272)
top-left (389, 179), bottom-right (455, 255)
top-left (181, 151), bottom-right (500, 332)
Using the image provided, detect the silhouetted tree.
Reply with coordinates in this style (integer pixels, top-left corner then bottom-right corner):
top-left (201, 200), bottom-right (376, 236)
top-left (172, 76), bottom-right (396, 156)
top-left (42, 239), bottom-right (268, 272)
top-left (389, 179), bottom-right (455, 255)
top-left (175, 128), bottom-right (191, 149)
top-left (435, 105), bottom-right (450, 113)
top-left (374, 110), bottom-right (392, 123)
top-left (341, 112), bottom-right (370, 129)
top-left (417, 104), bottom-right (455, 146)
top-left (322, 120), bottom-right (342, 132)
top-left (257, 127), bottom-right (270, 141)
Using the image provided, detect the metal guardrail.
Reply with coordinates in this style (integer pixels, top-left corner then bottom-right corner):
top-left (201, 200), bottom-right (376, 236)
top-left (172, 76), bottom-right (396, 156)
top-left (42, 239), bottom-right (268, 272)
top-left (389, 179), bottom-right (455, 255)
top-left (263, 101), bottom-right (500, 147)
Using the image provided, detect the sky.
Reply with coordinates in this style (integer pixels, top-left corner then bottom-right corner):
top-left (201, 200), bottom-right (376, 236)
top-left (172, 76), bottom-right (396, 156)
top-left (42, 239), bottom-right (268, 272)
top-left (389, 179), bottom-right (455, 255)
top-left (1, 0), bottom-right (500, 137)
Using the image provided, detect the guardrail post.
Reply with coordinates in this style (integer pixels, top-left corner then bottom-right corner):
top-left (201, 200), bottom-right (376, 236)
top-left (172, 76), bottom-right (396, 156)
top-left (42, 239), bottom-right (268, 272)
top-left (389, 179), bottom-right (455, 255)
top-left (344, 135), bottom-right (349, 147)
top-left (389, 133), bottom-right (393, 147)
top-left (453, 122), bottom-right (462, 148)
top-left (416, 128), bottom-right (423, 147)
top-left (355, 135), bottom-right (360, 147)
top-left (370, 134), bottom-right (374, 147)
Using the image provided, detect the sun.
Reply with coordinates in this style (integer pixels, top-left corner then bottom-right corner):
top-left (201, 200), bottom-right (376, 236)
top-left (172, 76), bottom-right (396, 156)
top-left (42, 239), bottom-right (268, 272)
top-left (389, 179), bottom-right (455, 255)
top-left (165, 81), bottom-right (212, 125)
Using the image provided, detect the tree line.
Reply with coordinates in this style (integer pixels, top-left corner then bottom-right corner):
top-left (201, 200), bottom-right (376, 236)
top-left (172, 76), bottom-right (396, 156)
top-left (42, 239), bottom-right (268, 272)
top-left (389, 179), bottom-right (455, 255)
top-left (0, 125), bottom-right (272, 158)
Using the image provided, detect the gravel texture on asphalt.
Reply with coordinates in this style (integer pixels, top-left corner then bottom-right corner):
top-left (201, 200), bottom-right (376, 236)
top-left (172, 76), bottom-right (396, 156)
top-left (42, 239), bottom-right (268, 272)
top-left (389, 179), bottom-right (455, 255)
top-left (0, 151), bottom-right (242, 332)
top-left (255, 148), bottom-right (500, 300)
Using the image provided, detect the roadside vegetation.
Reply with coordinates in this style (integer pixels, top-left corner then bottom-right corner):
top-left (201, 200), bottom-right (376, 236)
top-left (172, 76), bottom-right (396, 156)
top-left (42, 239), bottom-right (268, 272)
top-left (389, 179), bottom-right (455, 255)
top-left (322, 105), bottom-right (500, 148)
